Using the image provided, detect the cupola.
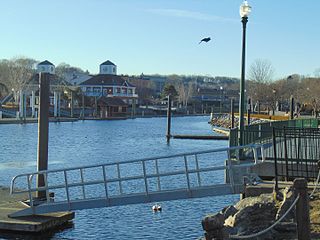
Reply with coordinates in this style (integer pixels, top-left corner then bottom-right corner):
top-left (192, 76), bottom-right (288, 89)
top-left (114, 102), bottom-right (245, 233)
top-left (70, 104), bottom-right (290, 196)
top-left (37, 60), bottom-right (55, 74)
top-left (99, 60), bottom-right (117, 75)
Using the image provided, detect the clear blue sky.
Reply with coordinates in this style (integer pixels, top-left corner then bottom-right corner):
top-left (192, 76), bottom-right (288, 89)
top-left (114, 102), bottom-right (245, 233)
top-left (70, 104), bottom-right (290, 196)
top-left (1, 0), bottom-right (319, 79)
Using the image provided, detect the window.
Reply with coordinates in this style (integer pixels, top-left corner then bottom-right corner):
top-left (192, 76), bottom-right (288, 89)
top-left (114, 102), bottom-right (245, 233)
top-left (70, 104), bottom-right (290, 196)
top-left (116, 88), bottom-right (121, 93)
top-left (122, 107), bottom-right (127, 113)
top-left (113, 107), bottom-right (119, 112)
top-left (128, 88), bottom-right (133, 94)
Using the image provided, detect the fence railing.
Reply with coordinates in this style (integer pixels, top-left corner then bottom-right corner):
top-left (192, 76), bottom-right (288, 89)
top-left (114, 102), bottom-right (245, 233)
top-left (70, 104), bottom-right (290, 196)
top-left (273, 128), bottom-right (320, 189)
top-left (229, 118), bottom-right (319, 148)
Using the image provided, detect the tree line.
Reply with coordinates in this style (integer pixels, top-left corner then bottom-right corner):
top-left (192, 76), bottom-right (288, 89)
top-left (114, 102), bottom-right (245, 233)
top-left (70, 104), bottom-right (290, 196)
top-left (1, 56), bottom-right (320, 115)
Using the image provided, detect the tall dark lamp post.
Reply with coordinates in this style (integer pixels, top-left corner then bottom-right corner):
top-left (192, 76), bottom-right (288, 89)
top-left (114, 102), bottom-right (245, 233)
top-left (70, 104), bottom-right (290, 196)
top-left (239, 0), bottom-right (251, 146)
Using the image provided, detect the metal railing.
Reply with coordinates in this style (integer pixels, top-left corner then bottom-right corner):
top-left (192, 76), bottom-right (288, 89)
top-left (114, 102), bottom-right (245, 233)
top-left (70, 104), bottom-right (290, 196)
top-left (229, 118), bottom-right (319, 148)
top-left (10, 144), bottom-right (266, 217)
top-left (273, 128), bottom-right (320, 189)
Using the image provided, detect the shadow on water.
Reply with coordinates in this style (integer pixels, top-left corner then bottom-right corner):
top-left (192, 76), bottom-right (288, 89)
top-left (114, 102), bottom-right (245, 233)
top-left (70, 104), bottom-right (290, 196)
top-left (0, 221), bottom-right (74, 240)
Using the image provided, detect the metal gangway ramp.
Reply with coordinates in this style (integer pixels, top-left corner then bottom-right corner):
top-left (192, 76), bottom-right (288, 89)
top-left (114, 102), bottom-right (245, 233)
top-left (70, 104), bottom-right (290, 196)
top-left (9, 144), bottom-right (266, 217)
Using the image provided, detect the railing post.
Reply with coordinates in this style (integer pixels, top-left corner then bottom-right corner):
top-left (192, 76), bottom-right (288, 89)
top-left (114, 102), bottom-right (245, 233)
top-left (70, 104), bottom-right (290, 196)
top-left (272, 127), bottom-right (279, 193)
top-left (293, 178), bottom-right (310, 240)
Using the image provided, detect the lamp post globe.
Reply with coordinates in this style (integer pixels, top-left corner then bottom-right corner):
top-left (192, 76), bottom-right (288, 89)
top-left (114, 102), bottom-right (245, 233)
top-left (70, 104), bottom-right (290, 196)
top-left (238, 0), bottom-right (251, 146)
top-left (240, 0), bottom-right (251, 18)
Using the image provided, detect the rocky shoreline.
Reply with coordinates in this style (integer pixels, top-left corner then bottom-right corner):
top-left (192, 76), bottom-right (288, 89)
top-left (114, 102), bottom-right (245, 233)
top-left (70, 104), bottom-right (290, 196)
top-left (199, 186), bottom-right (320, 239)
top-left (209, 114), bottom-right (269, 129)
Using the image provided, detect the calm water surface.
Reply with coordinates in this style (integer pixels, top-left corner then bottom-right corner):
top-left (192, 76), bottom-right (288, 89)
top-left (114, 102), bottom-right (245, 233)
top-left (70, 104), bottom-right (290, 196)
top-left (0, 116), bottom-right (239, 240)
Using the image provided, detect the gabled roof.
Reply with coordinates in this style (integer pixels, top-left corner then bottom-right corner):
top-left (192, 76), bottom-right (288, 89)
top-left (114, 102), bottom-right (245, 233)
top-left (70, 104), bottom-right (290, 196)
top-left (100, 60), bottom-right (115, 66)
top-left (80, 74), bottom-right (135, 87)
top-left (98, 97), bottom-right (127, 106)
top-left (38, 60), bottom-right (54, 66)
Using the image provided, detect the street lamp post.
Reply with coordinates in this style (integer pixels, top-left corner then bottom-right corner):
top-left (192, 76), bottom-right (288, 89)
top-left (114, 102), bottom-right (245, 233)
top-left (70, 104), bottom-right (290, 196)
top-left (239, 0), bottom-right (251, 146)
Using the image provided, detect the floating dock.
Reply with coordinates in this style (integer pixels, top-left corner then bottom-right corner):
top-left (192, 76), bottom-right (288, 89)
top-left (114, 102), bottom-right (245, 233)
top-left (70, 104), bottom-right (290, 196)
top-left (172, 134), bottom-right (228, 140)
top-left (0, 188), bottom-right (74, 233)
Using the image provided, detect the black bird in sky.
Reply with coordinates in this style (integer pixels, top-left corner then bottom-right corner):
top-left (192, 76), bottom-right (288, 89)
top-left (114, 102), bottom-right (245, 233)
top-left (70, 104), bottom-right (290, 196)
top-left (199, 37), bottom-right (211, 44)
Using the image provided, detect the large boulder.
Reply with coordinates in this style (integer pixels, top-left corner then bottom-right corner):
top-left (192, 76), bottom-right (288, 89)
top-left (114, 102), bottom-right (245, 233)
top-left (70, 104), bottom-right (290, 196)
top-left (201, 190), bottom-right (298, 239)
top-left (224, 193), bottom-right (277, 237)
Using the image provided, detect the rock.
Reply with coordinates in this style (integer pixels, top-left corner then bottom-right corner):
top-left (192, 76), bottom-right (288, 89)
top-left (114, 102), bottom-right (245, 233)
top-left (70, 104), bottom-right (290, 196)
top-left (234, 193), bottom-right (275, 210)
top-left (224, 193), bottom-right (277, 237)
top-left (220, 205), bottom-right (237, 220)
top-left (201, 190), bottom-right (299, 240)
top-left (202, 213), bottom-right (225, 231)
top-left (202, 213), bottom-right (227, 240)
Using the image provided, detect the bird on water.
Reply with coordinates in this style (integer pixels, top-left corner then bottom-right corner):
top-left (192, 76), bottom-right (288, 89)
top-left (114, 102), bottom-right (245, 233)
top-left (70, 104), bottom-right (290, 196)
top-left (199, 37), bottom-right (211, 44)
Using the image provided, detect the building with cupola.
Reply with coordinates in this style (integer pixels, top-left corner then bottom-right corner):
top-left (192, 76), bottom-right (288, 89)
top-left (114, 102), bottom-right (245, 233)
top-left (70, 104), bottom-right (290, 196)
top-left (79, 60), bottom-right (138, 118)
top-left (80, 60), bottom-right (138, 105)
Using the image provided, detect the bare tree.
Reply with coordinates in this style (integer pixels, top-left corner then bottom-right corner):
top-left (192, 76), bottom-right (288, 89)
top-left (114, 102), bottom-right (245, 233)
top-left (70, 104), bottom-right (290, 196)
top-left (55, 62), bottom-right (86, 81)
top-left (248, 59), bottom-right (275, 83)
top-left (4, 58), bottom-right (36, 91)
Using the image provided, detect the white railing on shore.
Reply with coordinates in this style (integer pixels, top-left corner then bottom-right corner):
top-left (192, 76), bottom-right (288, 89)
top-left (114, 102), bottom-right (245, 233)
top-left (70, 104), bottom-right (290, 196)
top-left (9, 144), bottom-right (267, 217)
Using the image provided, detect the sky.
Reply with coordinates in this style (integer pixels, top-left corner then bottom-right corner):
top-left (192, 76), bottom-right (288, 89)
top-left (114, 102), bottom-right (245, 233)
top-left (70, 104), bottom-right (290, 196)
top-left (0, 0), bottom-right (319, 79)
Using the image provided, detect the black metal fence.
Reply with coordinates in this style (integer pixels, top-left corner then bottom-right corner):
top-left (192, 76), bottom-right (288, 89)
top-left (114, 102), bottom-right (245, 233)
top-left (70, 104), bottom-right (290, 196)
top-left (273, 127), bottom-right (320, 189)
top-left (229, 119), bottom-right (319, 160)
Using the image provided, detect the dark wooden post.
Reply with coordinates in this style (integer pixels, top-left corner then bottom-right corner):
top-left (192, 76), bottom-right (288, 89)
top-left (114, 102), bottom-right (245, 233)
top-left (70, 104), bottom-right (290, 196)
top-left (36, 72), bottom-right (50, 199)
top-left (247, 98), bottom-right (251, 125)
top-left (131, 98), bottom-right (136, 118)
top-left (294, 178), bottom-right (310, 240)
top-left (82, 93), bottom-right (85, 119)
top-left (70, 91), bottom-right (74, 118)
top-left (94, 96), bottom-right (97, 117)
top-left (290, 95), bottom-right (294, 120)
top-left (231, 98), bottom-right (235, 128)
top-left (166, 95), bottom-right (172, 143)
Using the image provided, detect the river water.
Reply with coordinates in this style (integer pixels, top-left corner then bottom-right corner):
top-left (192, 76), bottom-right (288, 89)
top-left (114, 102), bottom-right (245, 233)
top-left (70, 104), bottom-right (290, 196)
top-left (0, 116), bottom-right (239, 239)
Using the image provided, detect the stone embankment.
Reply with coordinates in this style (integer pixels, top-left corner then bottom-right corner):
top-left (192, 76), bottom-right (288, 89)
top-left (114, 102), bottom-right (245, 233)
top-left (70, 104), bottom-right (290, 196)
top-left (210, 114), bottom-right (269, 129)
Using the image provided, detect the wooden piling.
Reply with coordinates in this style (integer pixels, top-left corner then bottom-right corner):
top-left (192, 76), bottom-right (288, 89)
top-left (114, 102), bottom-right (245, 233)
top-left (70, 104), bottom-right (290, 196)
top-left (36, 72), bottom-right (50, 199)
top-left (81, 93), bottom-right (85, 119)
top-left (247, 98), bottom-right (251, 125)
top-left (70, 91), bottom-right (74, 118)
top-left (132, 98), bottom-right (136, 118)
top-left (166, 95), bottom-right (172, 143)
top-left (293, 178), bottom-right (310, 240)
top-left (230, 98), bottom-right (235, 129)
top-left (290, 96), bottom-right (294, 120)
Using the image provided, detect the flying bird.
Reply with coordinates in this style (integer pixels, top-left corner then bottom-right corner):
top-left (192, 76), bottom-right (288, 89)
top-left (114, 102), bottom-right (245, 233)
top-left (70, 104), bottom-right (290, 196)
top-left (199, 37), bottom-right (211, 44)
